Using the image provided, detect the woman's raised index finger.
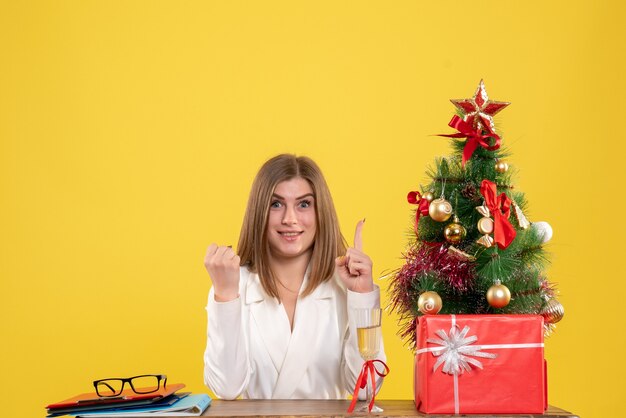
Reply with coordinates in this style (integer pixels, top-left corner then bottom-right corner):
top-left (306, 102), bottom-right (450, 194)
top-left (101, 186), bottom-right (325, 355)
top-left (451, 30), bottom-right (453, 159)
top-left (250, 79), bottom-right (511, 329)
top-left (354, 218), bottom-right (365, 251)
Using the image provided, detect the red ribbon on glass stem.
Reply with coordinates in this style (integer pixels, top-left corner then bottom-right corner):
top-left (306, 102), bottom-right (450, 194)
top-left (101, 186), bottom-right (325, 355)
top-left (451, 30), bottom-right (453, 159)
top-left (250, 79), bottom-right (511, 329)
top-left (407, 191), bottom-right (430, 233)
top-left (480, 179), bottom-right (516, 249)
top-left (347, 359), bottom-right (390, 413)
top-left (438, 115), bottom-right (501, 166)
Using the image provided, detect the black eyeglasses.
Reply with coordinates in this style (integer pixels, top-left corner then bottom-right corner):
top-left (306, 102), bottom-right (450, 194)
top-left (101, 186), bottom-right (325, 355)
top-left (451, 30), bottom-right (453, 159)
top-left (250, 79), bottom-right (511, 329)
top-left (93, 374), bottom-right (167, 397)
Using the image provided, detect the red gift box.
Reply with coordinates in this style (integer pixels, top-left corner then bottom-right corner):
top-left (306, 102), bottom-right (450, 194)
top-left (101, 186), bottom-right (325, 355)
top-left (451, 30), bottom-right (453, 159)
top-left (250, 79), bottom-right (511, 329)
top-left (414, 314), bottom-right (547, 414)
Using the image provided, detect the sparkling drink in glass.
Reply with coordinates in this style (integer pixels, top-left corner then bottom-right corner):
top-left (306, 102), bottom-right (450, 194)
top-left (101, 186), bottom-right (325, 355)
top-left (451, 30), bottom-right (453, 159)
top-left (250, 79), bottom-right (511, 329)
top-left (354, 308), bottom-right (383, 413)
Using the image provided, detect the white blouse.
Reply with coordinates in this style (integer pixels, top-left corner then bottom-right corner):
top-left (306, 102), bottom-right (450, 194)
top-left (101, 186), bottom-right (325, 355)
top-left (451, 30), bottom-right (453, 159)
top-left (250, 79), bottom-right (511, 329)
top-left (203, 266), bottom-right (386, 399)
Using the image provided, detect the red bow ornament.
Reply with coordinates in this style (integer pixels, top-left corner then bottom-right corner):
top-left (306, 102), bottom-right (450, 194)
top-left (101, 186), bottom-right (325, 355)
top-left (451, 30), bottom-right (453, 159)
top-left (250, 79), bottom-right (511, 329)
top-left (347, 359), bottom-right (390, 413)
top-left (407, 191), bottom-right (430, 233)
top-left (439, 115), bottom-right (501, 167)
top-left (479, 180), bottom-right (516, 249)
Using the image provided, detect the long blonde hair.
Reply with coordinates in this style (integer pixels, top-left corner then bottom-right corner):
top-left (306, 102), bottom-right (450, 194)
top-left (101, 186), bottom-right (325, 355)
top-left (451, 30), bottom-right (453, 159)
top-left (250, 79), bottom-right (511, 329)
top-left (238, 154), bottom-right (346, 299)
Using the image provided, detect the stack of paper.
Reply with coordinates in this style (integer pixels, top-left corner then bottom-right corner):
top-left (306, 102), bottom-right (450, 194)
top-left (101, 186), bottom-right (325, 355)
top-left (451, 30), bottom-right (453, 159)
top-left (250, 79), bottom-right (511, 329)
top-left (75, 394), bottom-right (211, 417)
top-left (46, 384), bottom-right (211, 417)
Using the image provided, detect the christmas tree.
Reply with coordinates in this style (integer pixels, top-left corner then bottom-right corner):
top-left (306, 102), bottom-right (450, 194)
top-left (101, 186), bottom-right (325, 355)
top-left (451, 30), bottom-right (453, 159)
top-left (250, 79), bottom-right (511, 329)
top-left (390, 80), bottom-right (564, 349)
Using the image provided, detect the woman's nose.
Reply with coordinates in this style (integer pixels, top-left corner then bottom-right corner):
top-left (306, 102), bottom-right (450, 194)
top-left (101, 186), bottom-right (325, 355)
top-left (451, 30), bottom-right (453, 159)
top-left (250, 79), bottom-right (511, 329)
top-left (282, 205), bottom-right (297, 225)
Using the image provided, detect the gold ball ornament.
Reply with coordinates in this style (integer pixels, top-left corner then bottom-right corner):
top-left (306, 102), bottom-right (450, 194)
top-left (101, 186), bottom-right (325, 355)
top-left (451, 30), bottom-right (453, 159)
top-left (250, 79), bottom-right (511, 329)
top-left (444, 219), bottom-right (467, 244)
top-left (417, 291), bottom-right (443, 315)
top-left (495, 160), bottom-right (509, 173)
top-left (486, 280), bottom-right (511, 308)
top-left (541, 299), bottom-right (565, 324)
top-left (428, 198), bottom-right (453, 222)
top-left (422, 191), bottom-right (435, 202)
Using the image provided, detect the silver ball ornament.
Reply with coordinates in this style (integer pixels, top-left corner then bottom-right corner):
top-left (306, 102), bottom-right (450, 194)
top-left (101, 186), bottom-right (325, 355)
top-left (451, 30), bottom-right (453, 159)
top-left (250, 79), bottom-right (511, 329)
top-left (532, 221), bottom-right (553, 243)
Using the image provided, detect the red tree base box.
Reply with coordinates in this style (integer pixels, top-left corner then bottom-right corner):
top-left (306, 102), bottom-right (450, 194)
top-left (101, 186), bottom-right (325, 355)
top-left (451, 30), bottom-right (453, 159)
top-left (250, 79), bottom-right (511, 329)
top-left (414, 314), bottom-right (547, 414)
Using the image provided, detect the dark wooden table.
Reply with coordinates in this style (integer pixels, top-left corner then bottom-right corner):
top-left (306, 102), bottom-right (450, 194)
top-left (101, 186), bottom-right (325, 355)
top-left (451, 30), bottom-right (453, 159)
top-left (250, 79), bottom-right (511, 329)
top-left (200, 400), bottom-right (579, 418)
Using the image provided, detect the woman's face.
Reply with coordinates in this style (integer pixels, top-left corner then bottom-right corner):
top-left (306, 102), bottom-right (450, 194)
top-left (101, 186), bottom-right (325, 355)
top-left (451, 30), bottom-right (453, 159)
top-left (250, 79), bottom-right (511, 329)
top-left (266, 177), bottom-right (317, 263)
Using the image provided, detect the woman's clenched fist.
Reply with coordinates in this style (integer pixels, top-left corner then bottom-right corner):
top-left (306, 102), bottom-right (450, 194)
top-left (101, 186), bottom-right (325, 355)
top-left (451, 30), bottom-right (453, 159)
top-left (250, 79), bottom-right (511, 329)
top-left (204, 244), bottom-right (241, 302)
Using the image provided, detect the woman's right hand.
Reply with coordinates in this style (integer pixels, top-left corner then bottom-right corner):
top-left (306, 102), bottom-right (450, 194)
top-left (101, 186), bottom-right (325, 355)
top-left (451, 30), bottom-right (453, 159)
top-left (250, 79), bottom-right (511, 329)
top-left (204, 244), bottom-right (241, 302)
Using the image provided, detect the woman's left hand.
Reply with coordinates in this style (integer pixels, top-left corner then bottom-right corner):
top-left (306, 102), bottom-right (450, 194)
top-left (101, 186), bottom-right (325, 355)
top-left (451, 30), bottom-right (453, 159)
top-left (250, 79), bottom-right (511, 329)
top-left (336, 219), bottom-right (374, 293)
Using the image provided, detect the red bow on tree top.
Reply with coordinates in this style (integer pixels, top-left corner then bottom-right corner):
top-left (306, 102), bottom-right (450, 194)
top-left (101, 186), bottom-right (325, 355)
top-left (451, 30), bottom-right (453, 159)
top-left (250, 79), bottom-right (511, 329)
top-left (440, 80), bottom-right (510, 167)
top-left (480, 179), bottom-right (516, 249)
top-left (439, 115), bottom-right (501, 167)
top-left (407, 191), bottom-right (430, 233)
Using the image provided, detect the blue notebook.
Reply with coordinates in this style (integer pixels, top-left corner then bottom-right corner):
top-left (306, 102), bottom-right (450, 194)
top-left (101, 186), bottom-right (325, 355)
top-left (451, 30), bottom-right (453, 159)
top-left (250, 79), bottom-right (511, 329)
top-left (74, 394), bottom-right (211, 417)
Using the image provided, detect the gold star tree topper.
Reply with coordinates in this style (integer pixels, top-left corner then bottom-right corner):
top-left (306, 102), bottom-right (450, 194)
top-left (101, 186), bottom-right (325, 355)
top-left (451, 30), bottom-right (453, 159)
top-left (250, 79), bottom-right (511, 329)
top-left (451, 80), bottom-right (510, 133)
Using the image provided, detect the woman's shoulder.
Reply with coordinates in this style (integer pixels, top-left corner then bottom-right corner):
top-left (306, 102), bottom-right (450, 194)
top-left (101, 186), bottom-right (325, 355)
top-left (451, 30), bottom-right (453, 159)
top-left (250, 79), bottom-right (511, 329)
top-left (237, 265), bottom-right (265, 302)
top-left (330, 270), bottom-right (347, 293)
top-left (238, 265), bottom-right (257, 286)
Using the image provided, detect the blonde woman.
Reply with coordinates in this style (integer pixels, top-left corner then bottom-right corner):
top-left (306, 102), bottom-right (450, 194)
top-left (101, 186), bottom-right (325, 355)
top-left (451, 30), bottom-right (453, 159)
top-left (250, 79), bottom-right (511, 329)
top-left (203, 154), bottom-right (386, 399)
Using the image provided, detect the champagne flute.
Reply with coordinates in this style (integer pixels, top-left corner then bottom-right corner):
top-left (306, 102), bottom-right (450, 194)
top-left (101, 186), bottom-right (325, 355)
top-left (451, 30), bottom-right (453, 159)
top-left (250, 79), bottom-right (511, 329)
top-left (355, 308), bottom-right (383, 413)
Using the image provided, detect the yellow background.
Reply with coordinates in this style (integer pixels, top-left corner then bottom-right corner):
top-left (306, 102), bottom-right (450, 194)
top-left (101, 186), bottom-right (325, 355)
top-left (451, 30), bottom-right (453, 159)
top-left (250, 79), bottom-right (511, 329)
top-left (1, 2), bottom-right (624, 417)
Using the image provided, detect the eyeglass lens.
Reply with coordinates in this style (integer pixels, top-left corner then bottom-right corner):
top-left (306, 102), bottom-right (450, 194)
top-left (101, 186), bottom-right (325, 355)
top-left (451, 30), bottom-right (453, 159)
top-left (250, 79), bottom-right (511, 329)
top-left (130, 375), bottom-right (163, 393)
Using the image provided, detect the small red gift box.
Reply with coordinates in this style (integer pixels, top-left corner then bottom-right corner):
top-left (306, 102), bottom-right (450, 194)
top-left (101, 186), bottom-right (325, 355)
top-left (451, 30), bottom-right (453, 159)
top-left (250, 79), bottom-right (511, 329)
top-left (414, 314), bottom-right (547, 414)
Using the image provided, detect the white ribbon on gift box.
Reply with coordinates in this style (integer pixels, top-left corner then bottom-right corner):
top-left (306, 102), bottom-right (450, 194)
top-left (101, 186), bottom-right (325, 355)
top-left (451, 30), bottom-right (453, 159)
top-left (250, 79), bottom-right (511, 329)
top-left (415, 315), bottom-right (544, 415)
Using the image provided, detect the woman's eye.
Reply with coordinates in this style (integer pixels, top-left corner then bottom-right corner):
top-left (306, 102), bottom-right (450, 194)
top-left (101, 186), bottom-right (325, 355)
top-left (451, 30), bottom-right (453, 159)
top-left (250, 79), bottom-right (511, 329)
top-left (299, 200), bottom-right (312, 208)
top-left (270, 201), bottom-right (282, 209)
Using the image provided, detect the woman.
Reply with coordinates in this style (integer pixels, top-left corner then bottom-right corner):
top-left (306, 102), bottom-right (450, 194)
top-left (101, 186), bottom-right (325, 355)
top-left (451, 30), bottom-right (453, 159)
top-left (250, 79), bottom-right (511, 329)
top-left (203, 154), bottom-right (386, 400)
